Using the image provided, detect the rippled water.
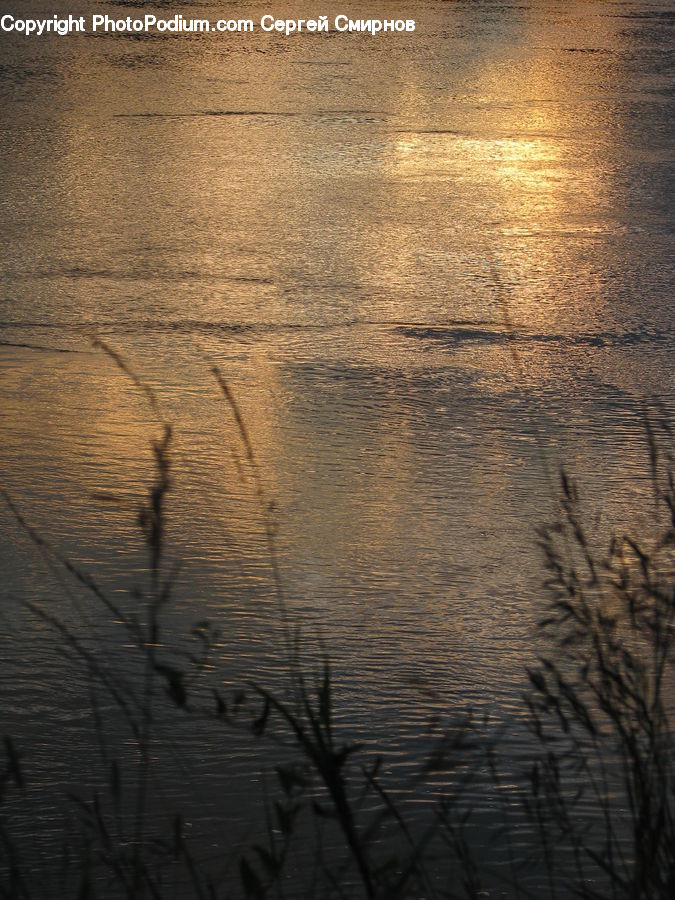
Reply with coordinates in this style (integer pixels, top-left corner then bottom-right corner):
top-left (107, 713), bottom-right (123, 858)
top-left (1, 0), bottom-right (673, 893)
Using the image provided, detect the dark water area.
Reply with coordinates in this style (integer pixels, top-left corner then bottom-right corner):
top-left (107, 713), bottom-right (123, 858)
top-left (0, 1), bottom-right (673, 896)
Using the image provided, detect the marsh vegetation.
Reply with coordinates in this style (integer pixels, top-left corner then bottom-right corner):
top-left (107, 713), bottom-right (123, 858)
top-left (1, 347), bottom-right (673, 899)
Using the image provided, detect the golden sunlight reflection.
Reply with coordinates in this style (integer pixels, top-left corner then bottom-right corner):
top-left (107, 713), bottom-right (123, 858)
top-left (1, 1), bottom-right (672, 890)
top-left (377, 38), bottom-right (618, 333)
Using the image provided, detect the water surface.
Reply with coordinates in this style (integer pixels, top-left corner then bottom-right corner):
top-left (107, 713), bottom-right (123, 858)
top-left (0, 0), bottom-right (673, 893)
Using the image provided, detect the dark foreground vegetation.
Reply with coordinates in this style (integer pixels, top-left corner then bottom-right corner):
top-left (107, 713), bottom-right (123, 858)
top-left (1, 345), bottom-right (673, 899)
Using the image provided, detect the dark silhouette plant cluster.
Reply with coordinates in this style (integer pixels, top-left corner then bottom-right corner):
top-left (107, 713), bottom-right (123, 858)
top-left (0, 346), bottom-right (672, 899)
